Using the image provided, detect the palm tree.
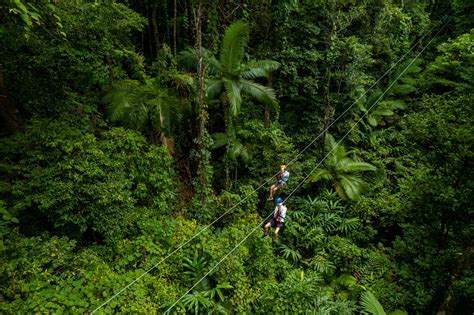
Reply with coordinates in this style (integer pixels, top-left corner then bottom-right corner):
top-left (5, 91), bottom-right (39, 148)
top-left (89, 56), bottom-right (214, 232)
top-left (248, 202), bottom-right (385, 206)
top-left (309, 133), bottom-right (376, 201)
top-left (208, 21), bottom-right (279, 186)
top-left (180, 21), bottom-right (279, 131)
top-left (102, 78), bottom-right (186, 152)
top-left (206, 20), bottom-right (279, 131)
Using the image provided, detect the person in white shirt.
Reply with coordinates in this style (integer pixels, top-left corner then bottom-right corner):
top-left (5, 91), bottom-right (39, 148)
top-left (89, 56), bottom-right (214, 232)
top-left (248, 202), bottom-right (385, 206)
top-left (262, 197), bottom-right (287, 241)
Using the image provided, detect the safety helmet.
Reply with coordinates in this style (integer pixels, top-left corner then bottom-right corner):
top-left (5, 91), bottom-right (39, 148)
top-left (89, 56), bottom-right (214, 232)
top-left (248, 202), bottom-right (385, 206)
top-left (276, 197), bottom-right (283, 204)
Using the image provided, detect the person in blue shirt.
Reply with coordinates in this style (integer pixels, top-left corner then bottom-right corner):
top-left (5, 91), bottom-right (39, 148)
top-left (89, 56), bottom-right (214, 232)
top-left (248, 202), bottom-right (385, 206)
top-left (262, 197), bottom-right (287, 241)
top-left (268, 163), bottom-right (289, 200)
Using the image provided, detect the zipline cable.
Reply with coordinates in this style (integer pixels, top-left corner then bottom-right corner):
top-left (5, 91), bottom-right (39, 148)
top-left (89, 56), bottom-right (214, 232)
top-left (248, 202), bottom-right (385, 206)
top-left (90, 16), bottom-right (449, 314)
top-left (164, 19), bottom-right (449, 314)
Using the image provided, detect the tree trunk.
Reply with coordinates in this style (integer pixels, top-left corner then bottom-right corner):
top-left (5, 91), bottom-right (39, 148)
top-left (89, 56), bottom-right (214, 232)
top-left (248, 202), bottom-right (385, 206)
top-left (321, 68), bottom-right (333, 157)
top-left (146, 4), bottom-right (154, 57)
top-left (173, 0), bottom-right (177, 55)
top-left (437, 242), bottom-right (474, 315)
top-left (0, 71), bottom-right (23, 134)
top-left (263, 105), bottom-right (270, 128)
top-left (263, 73), bottom-right (273, 128)
top-left (141, 28), bottom-right (145, 53)
top-left (193, 1), bottom-right (210, 198)
top-left (151, 5), bottom-right (160, 58)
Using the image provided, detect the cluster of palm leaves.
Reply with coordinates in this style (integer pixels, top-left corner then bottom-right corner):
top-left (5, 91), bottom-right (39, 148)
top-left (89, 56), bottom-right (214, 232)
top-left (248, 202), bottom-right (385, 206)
top-left (308, 133), bottom-right (377, 201)
top-left (255, 269), bottom-right (356, 314)
top-left (101, 76), bottom-right (192, 152)
top-left (174, 249), bottom-right (232, 314)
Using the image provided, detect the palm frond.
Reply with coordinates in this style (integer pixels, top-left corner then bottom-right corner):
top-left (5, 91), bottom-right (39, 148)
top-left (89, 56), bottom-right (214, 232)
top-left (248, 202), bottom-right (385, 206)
top-left (241, 60), bottom-right (280, 79)
top-left (240, 79), bottom-right (278, 107)
top-left (334, 181), bottom-right (349, 201)
top-left (290, 210), bottom-right (307, 221)
top-left (324, 133), bottom-right (338, 152)
top-left (177, 47), bottom-right (198, 71)
top-left (178, 47), bottom-right (221, 76)
top-left (209, 282), bottom-right (233, 302)
top-left (309, 168), bottom-right (333, 182)
top-left (206, 54), bottom-right (222, 75)
top-left (338, 160), bottom-right (376, 173)
top-left (321, 212), bottom-right (340, 232)
top-left (310, 255), bottom-right (336, 274)
top-left (224, 79), bottom-right (242, 117)
top-left (103, 80), bottom-right (141, 122)
top-left (228, 141), bottom-right (250, 162)
top-left (334, 274), bottom-right (358, 288)
top-left (207, 79), bottom-right (225, 99)
top-left (326, 199), bottom-right (343, 212)
top-left (339, 174), bottom-right (367, 201)
top-left (181, 291), bottom-right (211, 315)
top-left (360, 291), bottom-right (386, 315)
top-left (220, 20), bottom-right (249, 72)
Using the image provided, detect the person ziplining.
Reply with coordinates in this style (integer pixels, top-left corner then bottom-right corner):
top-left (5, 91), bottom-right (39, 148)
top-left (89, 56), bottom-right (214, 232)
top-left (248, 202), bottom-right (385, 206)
top-left (262, 197), bottom-right (287, 245)
top-left (268, 163), bottom-right (289, 200)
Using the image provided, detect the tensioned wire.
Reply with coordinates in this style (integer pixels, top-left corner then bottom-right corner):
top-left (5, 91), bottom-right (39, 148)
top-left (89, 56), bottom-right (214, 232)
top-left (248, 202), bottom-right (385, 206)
top-left (90, 16), bottom-right (448, 314)
top-left (164, 19), bottom-right (449, 314)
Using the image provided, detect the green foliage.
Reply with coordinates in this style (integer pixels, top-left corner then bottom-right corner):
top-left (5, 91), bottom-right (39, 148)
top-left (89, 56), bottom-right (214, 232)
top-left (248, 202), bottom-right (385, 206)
top-left (0, 121), bottom-right (174, 242)
top-left (2, 0), bottom-right (63, 36)
top-left (103, 78), bottom-right (190, 149)
top-left (204, 20), bottom-right (279, 122)
top-left (0, 0), bottom-right (147, 116)
top-left (424, 29), bottom-right (474, 94)
top-left (256, 269), bottom-right (356, 314)
top-left (357, 58), bottom-right (422, 128)
top-left (0, 0), bottom-right (472, 314)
